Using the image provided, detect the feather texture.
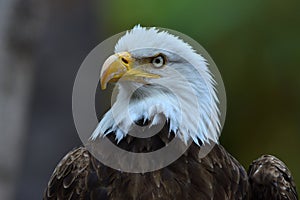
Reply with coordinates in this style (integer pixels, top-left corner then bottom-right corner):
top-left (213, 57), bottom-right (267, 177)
top-left (44, 136), bottom-right (298, 199)
top-left (248, 155), bottom-right (298, 200)
top-left (44, 129), bottom-right (250, 200)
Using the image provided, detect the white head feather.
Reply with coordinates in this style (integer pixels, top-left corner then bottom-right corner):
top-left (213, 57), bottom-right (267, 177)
top-left (91, 25), bottom-right (220, 145)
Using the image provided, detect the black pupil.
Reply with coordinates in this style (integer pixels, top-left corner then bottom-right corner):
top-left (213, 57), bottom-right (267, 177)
top-left (155, 57), bottom-right (161, 64)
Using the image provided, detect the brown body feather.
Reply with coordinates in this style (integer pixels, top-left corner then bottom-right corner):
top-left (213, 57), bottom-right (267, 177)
top-left (44, 128), bottom-right (298, 200)
top-left (44, 145), bottom-right (250, 200)
top-left (248, 155), bottom-right (298, 200)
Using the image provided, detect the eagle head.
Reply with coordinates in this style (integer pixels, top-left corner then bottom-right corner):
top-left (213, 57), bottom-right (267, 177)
top-left (91, 25), bottom-right (221, 146)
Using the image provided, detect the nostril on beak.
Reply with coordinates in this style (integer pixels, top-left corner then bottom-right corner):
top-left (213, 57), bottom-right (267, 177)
top-left (121, 57), bottom-right (129, 64)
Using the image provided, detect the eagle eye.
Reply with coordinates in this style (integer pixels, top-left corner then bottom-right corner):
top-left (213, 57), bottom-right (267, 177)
top-left (151, 55), bottom-right (165, 68)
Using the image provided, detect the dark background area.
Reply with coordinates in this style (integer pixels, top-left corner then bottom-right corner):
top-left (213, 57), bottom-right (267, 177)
top-left (0, 1), bottom-right (299, 199)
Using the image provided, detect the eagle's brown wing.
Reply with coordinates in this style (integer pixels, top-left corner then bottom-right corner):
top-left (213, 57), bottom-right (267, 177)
top-left (43, 147), bottom-right (109, 200)
top-left (248, 155), bottom-right (298, 200)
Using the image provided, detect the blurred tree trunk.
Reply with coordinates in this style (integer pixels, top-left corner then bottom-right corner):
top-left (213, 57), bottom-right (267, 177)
top-left (14, 1), bottom-right (99, 200)
top-left (0, 0), bottom-right (45, 199)
top-left (0, 0), bottom-right (99, 199)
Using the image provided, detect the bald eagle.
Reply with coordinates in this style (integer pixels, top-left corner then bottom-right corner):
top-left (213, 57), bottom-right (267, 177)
top-left (44, 26), bottom-right (298, 200)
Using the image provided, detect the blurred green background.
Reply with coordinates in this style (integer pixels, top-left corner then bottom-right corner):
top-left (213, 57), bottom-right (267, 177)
top-left (96, 0), bottom-right (300, 190)
top-left (0, 0), bottom-right (299, 199)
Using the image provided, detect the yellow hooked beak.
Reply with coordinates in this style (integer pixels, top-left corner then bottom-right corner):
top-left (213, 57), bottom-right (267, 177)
top-left (100, 52), bottom-right (160, 90)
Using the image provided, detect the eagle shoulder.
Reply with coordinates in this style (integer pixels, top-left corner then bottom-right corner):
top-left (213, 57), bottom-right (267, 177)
top-left (43, 147), bottom-right (109, 200)
top-left (248, 155), bottom-right (298, 200)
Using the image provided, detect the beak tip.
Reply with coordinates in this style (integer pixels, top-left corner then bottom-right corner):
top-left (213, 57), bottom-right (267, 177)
top-left (100, 81), bottom-right (107, 90)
